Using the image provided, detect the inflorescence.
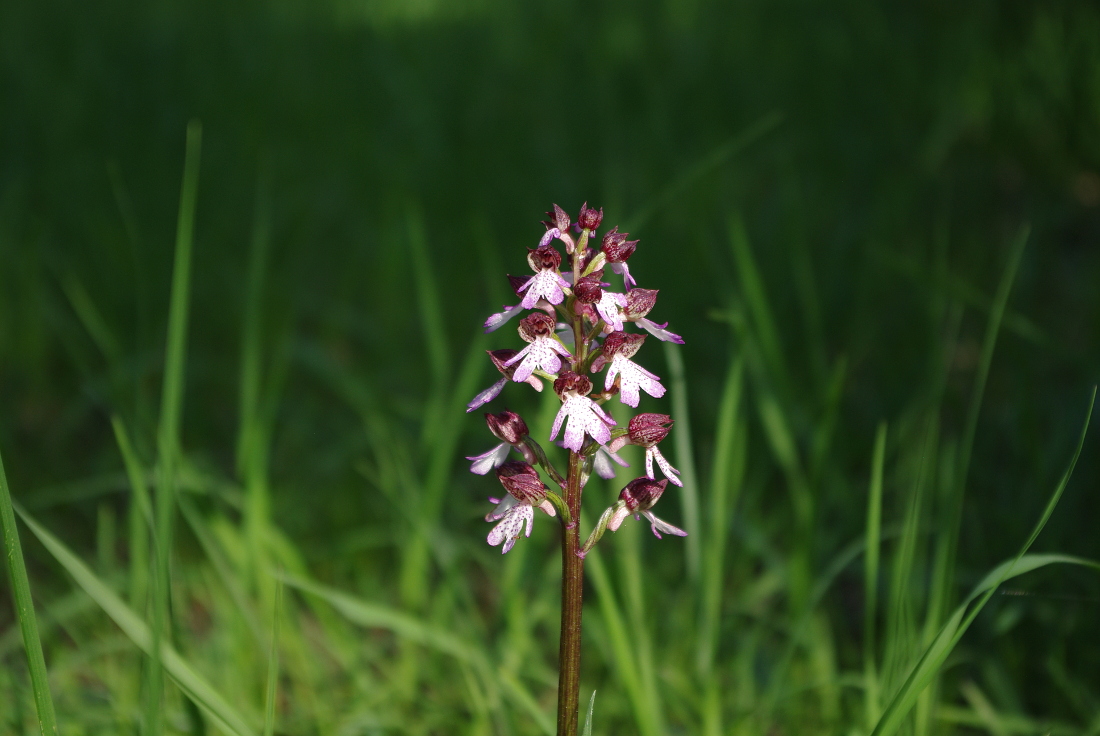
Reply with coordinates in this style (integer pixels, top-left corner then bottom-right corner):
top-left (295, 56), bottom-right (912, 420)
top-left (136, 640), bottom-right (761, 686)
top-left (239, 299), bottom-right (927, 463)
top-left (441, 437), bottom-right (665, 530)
top-left (466, 203), bottom-right (687, 556)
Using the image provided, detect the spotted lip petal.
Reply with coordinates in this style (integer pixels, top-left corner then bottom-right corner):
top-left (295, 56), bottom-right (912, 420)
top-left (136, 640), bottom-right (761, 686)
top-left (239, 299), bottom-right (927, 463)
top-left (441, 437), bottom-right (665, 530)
top-left (487, 503), bottom-right (534, 554)
top-left (645, 445), bottom-right (683, 487)
top-left (504, 338), bottom-right (570, 383)
top-left (518, 270), bottom-right (571, 309)
top-left (606, 355), bottom-right (666, 408)
top-left (551, 395), bottom-right (616, 452)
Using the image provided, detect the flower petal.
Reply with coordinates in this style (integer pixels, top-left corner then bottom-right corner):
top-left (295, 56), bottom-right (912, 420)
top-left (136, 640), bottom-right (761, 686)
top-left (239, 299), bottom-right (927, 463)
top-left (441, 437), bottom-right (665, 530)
top-left (651, 446), bottom-right (683, 487)
top-left (487, 504), bottom-right (534, 554)
top-left (484, 304), bottom-right (526, 333)
top-left (466, 443), bottom-right (511, 475)
top-left (638, 318), bottom-right (684, 344)
top-left (466, 377), bottom-right (508, 412)
top-left (641, 510), bottom-right (687, 539)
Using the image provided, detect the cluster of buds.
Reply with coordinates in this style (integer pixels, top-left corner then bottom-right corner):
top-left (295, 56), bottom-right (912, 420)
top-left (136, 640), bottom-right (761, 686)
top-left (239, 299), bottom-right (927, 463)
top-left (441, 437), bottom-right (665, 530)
top-left (466, 203), bottom-right (687, 555)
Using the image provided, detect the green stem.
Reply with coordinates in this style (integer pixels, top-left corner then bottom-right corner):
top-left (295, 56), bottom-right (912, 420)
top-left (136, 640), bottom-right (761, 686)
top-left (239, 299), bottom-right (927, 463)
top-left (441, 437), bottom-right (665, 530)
top-left (556, 450), bottom-right (585, 736)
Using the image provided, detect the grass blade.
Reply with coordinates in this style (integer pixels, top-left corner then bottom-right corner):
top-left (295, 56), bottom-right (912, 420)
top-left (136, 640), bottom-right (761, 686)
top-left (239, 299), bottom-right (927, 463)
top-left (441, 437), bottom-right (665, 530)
top-left (262, 579), bottom-right (282, 736)
top-left (0, 447), bottom-right (59, 735)
top-left (149, 119), bottom-right (202, 736)
top-left (581, 690), bottom-right (597, 736)
top-left (864, 422), bottom-right (887, 729)
top-left (15, 504), bottom-right (257, 736)
top-left (872, 387), bottom-right (1095, 736)
top-left (663, 340), bottom-right (701, 581)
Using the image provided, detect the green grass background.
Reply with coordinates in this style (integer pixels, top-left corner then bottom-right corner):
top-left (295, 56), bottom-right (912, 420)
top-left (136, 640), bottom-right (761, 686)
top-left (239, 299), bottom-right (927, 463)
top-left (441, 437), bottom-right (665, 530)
top-left (2, 0), bottom-right (1100, 733)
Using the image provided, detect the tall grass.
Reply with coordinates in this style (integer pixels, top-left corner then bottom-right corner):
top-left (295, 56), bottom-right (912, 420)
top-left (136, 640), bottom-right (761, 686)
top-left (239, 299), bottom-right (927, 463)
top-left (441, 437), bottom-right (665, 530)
top-left (3, 3), bottom-right (1100, 727)
top-left (4, 154), bottom-right (1099, 736)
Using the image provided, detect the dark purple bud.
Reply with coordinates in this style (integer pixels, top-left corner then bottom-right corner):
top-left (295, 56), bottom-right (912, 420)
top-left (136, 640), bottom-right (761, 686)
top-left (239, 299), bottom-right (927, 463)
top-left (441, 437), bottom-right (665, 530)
top-left (601, 331), bottom-right (646, 360)
top-left (518, 313), bottom-right (556, 342)
top-left (628, 413), bottom-right (673, 447)
top-left (485, 410), bottom-right (529, 445)
top-left (624, 288), bottom-right (658, 320)
top-left (619, 477), bottom-right (669, 511)
top-left (577, 202), bottom-right (604, 231)
top-left (601, 227), bottom-right (638, 263)
top-left (527, 245), bottom-right (562, 273)
top-left (553, 371), bottom-right (593, 399)
top-left (574, 270), bottom-right (605, 304)
top-left (541, 204), bottom-right (571, 233)
top-left (496, 461), bottom-right (548, 504)
top-left (507, 274), bottom-right (531, 296)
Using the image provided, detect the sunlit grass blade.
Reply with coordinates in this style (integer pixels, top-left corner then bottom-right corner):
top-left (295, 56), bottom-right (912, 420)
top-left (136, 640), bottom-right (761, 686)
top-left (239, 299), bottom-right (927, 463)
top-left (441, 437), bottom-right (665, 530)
top-left (15, 504), bottom-right (258, 736)
top-left (872, 387), bottom-right (1095, 736)
top-left (262, 578), bottom-right (282, 736)
top-left (147, 119), bottom-right (202, 736)
top-left (663, 340), bottom-right (701, 581)
top-left (581, 690), bottom-right (596, 736)
top-left (696, 355), bottom-right (745, 734)
top-left (917, 226), bottom-right (1029, 732)
top-left (932, 226), bottom-right (1030, 612)
top-left (864, 422), bottom-right (887, 729)
top-left (0, 447), bottom-right (59, 735)
top-left (111, 416), bottom-right (152, 609)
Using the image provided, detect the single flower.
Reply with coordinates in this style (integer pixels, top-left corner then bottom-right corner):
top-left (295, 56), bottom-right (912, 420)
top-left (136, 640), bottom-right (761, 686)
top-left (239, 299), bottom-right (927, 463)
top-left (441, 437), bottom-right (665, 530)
top-left (601, 331), bottom-right (666, 407)
top-left (624, 289), bottom-right (684, 344)
top-left (594, 290), bottom-right (628, 332)
top-left (517, 243), bottom-right (570, 309)
top-left (601, 227), bottom-right (639, 290)
top-left (606, 477), bottom-right (686, 539)
top-left (466, 349), bottom-right (544, 413)
top-left (466, 410), bottom-right (533, 474)
top-left (504, 313), bottom-right (572, 383)
top-left (486, 461), bottom-right (556, 554)
top-left (550, 372), bottom-right (616, 452)
top-left (609, 413), bottom-right (683, 486)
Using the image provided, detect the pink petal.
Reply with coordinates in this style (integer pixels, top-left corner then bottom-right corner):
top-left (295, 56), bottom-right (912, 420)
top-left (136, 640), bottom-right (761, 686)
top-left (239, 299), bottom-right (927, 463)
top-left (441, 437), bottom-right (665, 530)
top-left (466, 378), bottom-right (507, 412)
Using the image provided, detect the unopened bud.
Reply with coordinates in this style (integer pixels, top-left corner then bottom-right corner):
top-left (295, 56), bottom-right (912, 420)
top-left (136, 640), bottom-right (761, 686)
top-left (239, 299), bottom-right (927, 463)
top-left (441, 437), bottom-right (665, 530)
top-left (601, 227), bottom-right (638, 263)
top-left (554, 371), bottom-right (593, 398)
top-left (577, 202), bottom-right (604, 231)
top-left (485, 410), bottom-right (529, 445)
top-left (495, 461), bottom-right (548, 504)
top-left (518, 313), bottom-right (556, 342)
top-left (628, 413), bottom-right (673, 447)
top-left (624, 288), bottom-right (658, 320)
top-left (574, 271), bottom-right (605, 304)
top-left (619, 477), bottom-right (669, 512)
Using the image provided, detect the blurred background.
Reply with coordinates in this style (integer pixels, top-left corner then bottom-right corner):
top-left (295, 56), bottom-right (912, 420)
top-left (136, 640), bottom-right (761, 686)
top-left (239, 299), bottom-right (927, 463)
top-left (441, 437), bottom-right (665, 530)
top-left (2, 0), bottom-right (1099, 733)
